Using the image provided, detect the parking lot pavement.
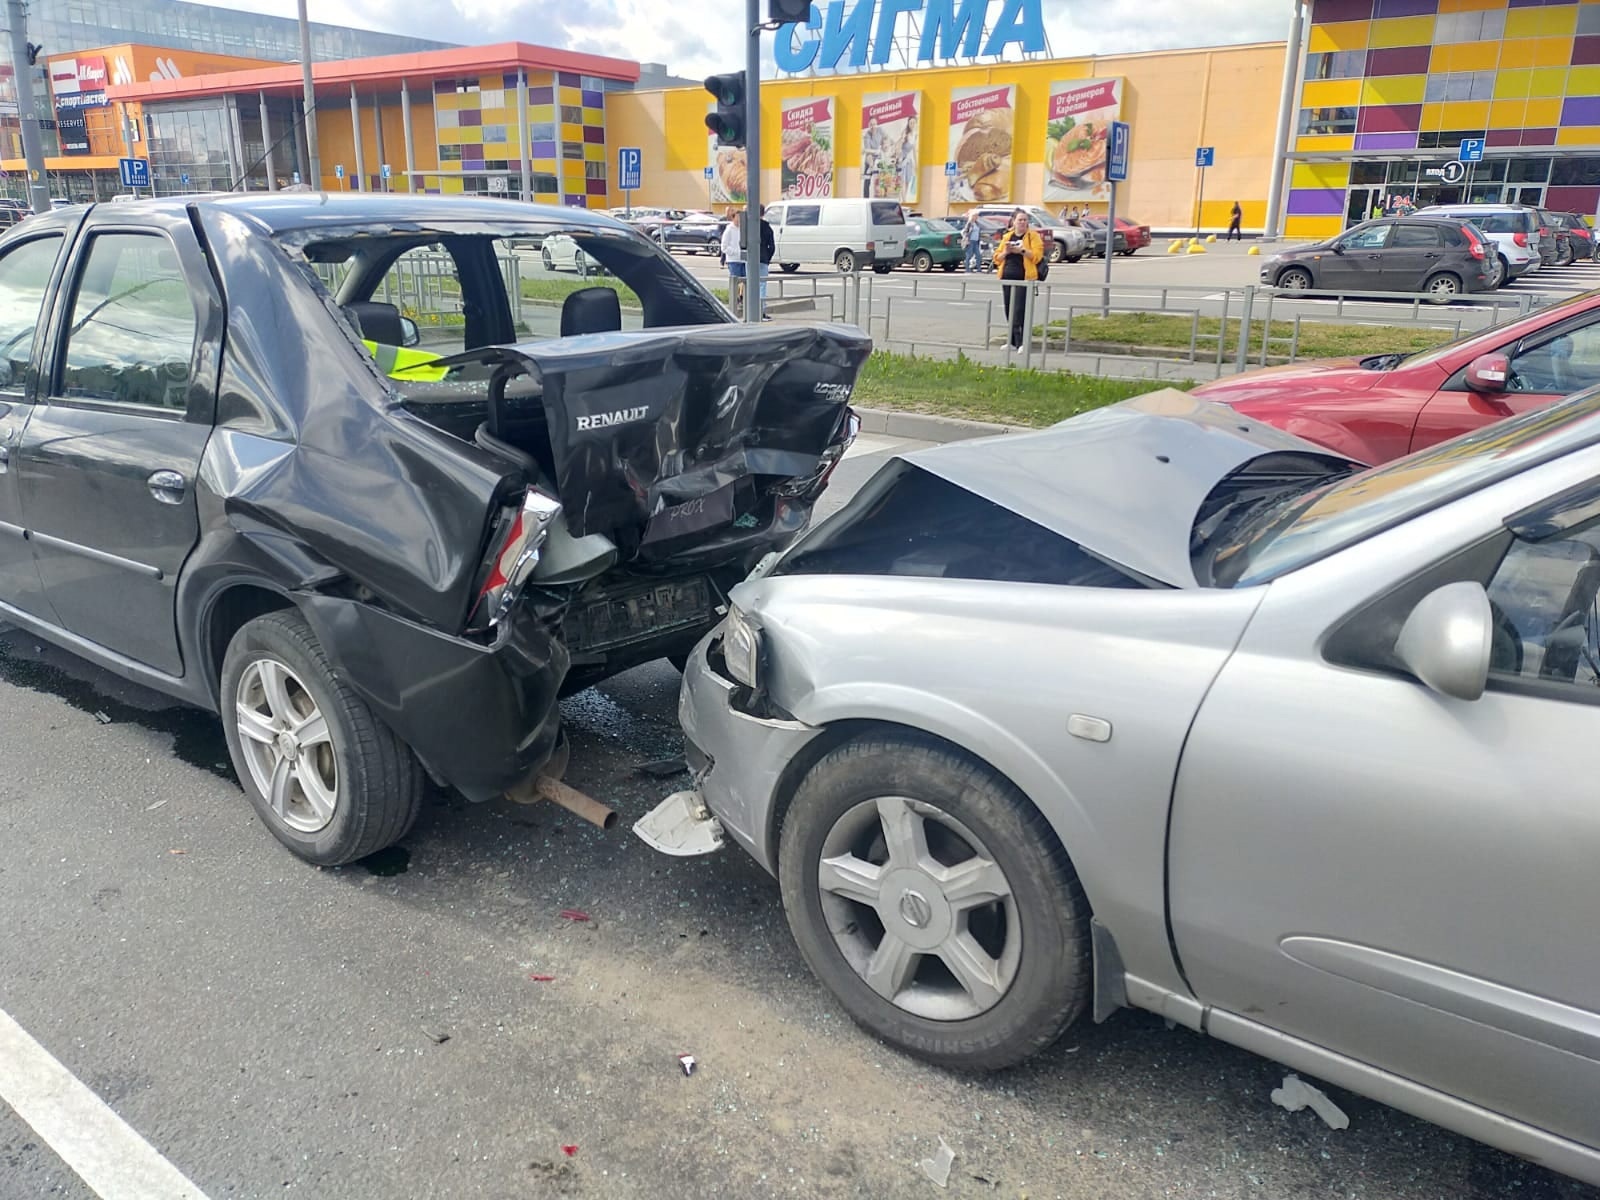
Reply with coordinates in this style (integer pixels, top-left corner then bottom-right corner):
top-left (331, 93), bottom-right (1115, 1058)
top-left (1, 429), bottom-right (1596, 1199)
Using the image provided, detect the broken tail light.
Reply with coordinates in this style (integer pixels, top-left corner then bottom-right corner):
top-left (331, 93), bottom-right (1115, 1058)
top-left (772, 409), bottom-right (860, 500)
top-left (469, 488), bottom-right (562, 632)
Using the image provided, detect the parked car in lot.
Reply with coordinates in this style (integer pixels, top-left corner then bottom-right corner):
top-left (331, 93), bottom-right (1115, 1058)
top-left (965, 205), bottom-right (1085, 263)
top-left (1414, 204), bottom-right (1540, 281)
top-left (1193, 287), bottom-right (1600, 463)
top-left (765, 197), bottom-right (909, 274)
top-left (541, 232), bottom-right (603, 274)
top-left (901, 217), bottom-right (962, 272)
top-left (0, 198), bottom-right (29, 229)
top-left (1549, 211), bottom-right (1597, 261)
top-left (1260, 217), bottom-right (1495, 301)
top-left (1079, 214), bottom-right (1150, 255)
top-left (640, 387), bottom-right (1600, 1187)
top-left (660, 212), bottom-right (725, 255)
top-left (0, 195), bottom-right (868, 866)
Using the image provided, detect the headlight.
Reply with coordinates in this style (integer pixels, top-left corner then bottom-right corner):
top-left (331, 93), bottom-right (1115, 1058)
top-left (722, 606), bottom-right (762, 689)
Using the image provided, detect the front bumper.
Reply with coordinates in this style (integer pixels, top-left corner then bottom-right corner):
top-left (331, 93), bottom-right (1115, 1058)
top-left (668, 629), bottom-right (820, 874)
top-left (301, 594), bottom-right (567, 803)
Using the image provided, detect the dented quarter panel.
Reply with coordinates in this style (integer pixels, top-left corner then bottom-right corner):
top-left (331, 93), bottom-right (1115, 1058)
top-left (723, 572), bottom-right (1265, 1000)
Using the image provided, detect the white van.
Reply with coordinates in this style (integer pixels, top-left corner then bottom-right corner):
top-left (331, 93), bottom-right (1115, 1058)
top-left (763, 198), bottom-right (909, 274)
top-left (1413, 204), bottom-right (1541, 283)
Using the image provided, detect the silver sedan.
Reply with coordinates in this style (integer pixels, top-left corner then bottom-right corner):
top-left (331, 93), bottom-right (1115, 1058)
top-left (637, 389), bottom-right (1600, 1186)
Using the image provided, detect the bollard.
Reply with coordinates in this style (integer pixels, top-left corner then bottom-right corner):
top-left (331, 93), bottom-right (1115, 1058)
top-left (1168, 240), bottom-right (1183, 254)
top-left (1247, 245), bottom-right (1261, 255)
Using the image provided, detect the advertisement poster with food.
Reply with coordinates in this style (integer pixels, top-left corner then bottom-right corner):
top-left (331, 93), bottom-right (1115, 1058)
top-left (859, 91), bottom-right (920, 204)
top-left (781, 96), bottom-right (835, 199)
top-left (1043, 78), bottom-right (1123, 203)
top-left (709, 131), bottom-right (748, 206)
top-left (947, 85), bottom-right (1015, 204)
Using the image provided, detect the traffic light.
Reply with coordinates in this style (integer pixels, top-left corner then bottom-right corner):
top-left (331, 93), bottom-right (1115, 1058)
top-left (704, 73), bottom-right (746, 148)
top-left (767, 0), bottom-right (812, 20)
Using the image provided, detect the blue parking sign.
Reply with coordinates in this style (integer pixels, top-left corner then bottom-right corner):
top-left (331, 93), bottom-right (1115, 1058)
top-left (1459, 138), bottom-right (1485, 163)
top-left (618, 147), bottom-right (642, 191)
top-left (1108, 122), bottom-right (1131, 183)
top-left (1195, 146), bottom-right (1215, 169)
top-left (118, 157), bottom-right (150, 188)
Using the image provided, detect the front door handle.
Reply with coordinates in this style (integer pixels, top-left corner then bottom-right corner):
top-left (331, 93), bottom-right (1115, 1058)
top-left (147, 470), bottom-right (187, 505)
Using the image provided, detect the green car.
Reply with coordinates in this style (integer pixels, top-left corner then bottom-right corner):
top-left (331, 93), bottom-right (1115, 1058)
top-left (902, 217), bottom-right (964, 272)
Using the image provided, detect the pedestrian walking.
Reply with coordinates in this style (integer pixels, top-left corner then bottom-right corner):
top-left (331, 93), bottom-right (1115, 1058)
top-left (962, 212), bottom-right (983, 272)
top-left (758, 208), bottom-right (776, 320)
top-left (993, 208), bottom-right (1043, 351)
top-left (721, 215), bottom-right (745, 313)
top-left (1226, 200), bottom-right (1242, 241)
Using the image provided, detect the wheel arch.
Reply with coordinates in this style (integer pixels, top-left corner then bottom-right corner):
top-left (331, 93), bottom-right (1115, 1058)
top-left (200, 581), bottom-right (298, 707)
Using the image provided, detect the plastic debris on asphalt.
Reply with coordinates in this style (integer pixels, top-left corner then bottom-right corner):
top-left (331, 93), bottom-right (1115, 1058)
top-left (422, 1029), bottom-right (451, 1045)
top-left (528, 974), bottom-right (556, 982)
top-left (678, 1053), bottom-right (696, 1077)
top-left (1271, 1073), bottom-right (1350, 1130)
top-left (636, 756), bottom-right (688, 778)
top-left (144, 800), bottom-right (168, 812)
top-left (559, 908), bottom-right (591, 923)
top-left (919, 1137), bottom-right (956, 1188)
top-left (561, 1145), bottom-right (578, 1157)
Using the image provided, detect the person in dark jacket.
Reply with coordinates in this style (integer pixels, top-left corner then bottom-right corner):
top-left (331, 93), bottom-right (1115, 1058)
top-left (1227, 201), bottom-right (1243, 241)
top-left (758, 209), bottom-right (776, 320)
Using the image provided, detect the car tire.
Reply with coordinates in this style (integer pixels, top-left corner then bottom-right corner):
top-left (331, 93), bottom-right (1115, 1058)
top-left (912, 250), bottom-right (934, 273)
top-left (1276, 266), bottom-right (1313, 291)
top-left (541, 247), bottom-right (555, 271)
top-left (941, 262), bottom-right (959, 272)
top-left (835, 249), bottom-right (857, 273)
top-left (1048, 242), bottom-right (1064, 264)
top-left (1487, 254), bottom-right (1508, 289)
top-left (781, 262), bottom-right (800, 273)
top-left (1065, 253), bottom-right (1083, 264)
top-left (1423, 271), bottom-right (1461, 303)
top-left (1121, 248), bottom-right (1136, 256)
top-left (777, 733), bottom-right (1091, 1070)
top-left (872, 263), bottom-right (892, 274)
top-left (1558, 244), bottom-right (1575, 267)
top-left (221, 611), bottom-right (424, 867)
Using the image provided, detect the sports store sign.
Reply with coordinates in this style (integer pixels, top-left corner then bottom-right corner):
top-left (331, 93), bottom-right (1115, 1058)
top-left (49, 56), bottom-right (109, 157)
top-left (775, 0), bottom-right (1046, 73)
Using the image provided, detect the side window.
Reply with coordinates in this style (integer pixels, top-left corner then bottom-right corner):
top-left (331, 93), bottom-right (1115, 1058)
top-left (1340, 225), bottom-right (1390, 250)
top-left (370, 245), bottom-right (466, 356)
top-left (786, 205), bottom-right (821, 227)
top-left (1488, 523), bottom-right (1600, 693)
top-left (765, 205), bottom-right (786, 228)
top-left (1509, 319), bottom-right (1600, 395)
top-left (1391, 225), bottom-right (1441, 248)
top-left (60, 233), bottom-right (196, 410)
top-left (0, 236), bottom-right (62, 391)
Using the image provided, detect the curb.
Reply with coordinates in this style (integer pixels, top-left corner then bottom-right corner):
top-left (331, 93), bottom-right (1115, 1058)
top-left (855, 407), bottom-right (1027, 444)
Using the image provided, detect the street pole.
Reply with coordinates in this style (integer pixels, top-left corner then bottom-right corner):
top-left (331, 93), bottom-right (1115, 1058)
top-left (5, 0), bottom-right (52, 213)
top-left (1102, 179), bottom-right (1116, 317)
top-left (120, 103), bottom-right (140, 198)
top-left (1195, 165), bottom-right (1206, 240)
top-left (297, 0), bottom-right (321, 188)
top-left (1262, 0), bottom-right (1306, 242)
top-left (743, 0), bottom-right (761, 324)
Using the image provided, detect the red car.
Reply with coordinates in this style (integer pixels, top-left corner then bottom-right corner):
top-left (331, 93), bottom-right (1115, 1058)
top-left (1113, 216), bottom-right (1151, 253)
top-left (1193, 289), bottom-right (1600, 464)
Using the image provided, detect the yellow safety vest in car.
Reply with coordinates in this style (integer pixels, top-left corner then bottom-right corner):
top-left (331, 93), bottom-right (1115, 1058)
top-left (362, 339), bottom-right (449, 382)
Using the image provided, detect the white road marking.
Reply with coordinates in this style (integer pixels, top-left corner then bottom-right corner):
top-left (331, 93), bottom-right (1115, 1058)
top-left (0, 1006), bottom-right (209, 1199)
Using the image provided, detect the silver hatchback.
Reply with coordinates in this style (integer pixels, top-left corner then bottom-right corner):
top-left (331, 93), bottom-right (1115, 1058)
top-left (640, 390), bottom-right (1600, 1186)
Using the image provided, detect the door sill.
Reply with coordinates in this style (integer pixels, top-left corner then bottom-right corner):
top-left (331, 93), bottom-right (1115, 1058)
top-left (0, 597), bottom-right (202, 708)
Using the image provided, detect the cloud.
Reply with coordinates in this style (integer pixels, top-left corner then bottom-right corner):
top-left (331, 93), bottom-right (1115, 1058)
top-left (211, 0), bottom-right (1291, 80)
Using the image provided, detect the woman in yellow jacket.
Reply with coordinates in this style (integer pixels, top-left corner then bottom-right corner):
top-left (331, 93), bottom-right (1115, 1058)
top-left (993, 209), bottom-right (1044, 350)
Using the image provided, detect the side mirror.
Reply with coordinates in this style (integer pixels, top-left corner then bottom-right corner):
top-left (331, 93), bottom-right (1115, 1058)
top-left (398, 317), bottom-right (421, 349)
top-left (1463, 353), bottom-right (1510, 395)
top-left (1395, 581), bottom-right (1491, 701)
top-left (1330, 242), bottom-right (1346, 255)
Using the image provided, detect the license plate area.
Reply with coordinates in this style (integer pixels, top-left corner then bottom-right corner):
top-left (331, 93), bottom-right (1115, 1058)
top-left (563, 576), bottom-right (715, 655)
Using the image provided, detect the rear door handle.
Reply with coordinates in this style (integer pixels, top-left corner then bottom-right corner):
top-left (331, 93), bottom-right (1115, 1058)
top-left (147, 470), bottom-right (187, 505)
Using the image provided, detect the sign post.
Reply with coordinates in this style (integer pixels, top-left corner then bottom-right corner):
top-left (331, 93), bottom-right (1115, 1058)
top-left (334, 163), bottom-right (345, 191)
top-left (1194, 146), bottom-right (1215, 239)
top-left (1103, 120), bottom-right (1130, 316)
top-left (618, 146), bottom-right (642, 217)
top-left (380, 162), bottom-right (392, 192)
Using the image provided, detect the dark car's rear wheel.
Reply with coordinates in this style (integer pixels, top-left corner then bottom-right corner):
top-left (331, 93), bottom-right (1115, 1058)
top-left (912, 250), bottom-right (934, 273)
top-left (778, 734), bottom-right (1090, 1070)
top-left (780, 262), bottom-right (800, 273)
top-left (1423, 271), bottom-right (1462, 303)
top-left (222, 612), bottom-right (423, 867)
top-left (1276, 266), bottom-right (1313, 290)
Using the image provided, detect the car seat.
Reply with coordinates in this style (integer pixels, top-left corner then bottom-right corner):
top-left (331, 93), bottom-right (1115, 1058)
top-left (560, 287), bottom-right (622, 338)
top-left (344, 300), bottom-right (407, 346)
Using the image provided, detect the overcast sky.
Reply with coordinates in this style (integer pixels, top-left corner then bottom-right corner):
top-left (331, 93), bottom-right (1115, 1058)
top-left (214, 0), bottom-right (1295, 80)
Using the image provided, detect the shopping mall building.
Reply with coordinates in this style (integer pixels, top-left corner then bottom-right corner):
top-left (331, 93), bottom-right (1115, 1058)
top-left (2, 0), bottom-right (1597, 235)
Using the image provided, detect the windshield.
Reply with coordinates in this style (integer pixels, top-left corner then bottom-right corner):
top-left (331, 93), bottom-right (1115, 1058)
top-left (1379, 288), bottom-right (1600, 372)
top-left (1206, 386), bottom-right (1600, 587)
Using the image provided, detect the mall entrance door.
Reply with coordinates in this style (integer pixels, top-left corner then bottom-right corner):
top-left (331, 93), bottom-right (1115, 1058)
top-left (1346, 186), bottom-right (1381, 226)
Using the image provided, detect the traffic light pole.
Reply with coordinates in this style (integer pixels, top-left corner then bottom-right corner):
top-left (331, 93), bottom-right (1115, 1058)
top-left (743, 0), bottom-right (761, 324)
top-left (6, 0), bottom-right (52, 213)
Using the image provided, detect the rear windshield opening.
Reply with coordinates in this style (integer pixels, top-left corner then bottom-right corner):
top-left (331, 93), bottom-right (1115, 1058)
top-left (779, 464), bottom-right (1148, 588)
top-left (871, 202), bottom-right (906, 226)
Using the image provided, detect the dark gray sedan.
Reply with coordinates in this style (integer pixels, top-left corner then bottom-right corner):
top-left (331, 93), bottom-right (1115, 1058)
top-left (1262, 217), bottom-right (1496, 300)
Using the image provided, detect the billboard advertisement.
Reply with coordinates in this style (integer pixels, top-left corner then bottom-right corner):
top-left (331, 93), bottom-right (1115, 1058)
top-left (947, 84), bottom-right (1015, 204)
top-left (860, 91), bottom-right (919, 203)
top-left (1043, 78), bottom-right (1123, 203)
top-left (49, 55), bottom-right (108, 156)
top-left (709, 137), bottom-right (748, 205)
top-left (780, 96), bottom-right (835, 199)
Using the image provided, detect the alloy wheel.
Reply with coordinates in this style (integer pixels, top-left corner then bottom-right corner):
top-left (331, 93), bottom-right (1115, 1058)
top-left (234, 658), bottom-right (339, 834)
top-left (816, 795), bottom-right (1021, 1021)
top-left (1427, 274), bottom-right (1459, 297)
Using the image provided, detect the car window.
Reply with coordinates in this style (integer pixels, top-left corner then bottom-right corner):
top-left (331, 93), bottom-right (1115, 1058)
top-left (0, 235), bottom-right (61, 390)
top-left (1487, 519), bottom-right (1600, 695)
top-left (1391, 224), bottom-right (1442, 248)
top-left (786, 205), bottom-right (821, 227)
top-left (1510, 319), bottom-right (1600, 395)
top-left (1340, 225), bottom-right (1391, 250)
top-left (372, 245), bottom-right (472, 356)
top-left (765, 205), bottom-right (785, 226)
top-left (870, 201), bottom-right (905, 226)
top-left (59, 232), bottom-right (196, 411)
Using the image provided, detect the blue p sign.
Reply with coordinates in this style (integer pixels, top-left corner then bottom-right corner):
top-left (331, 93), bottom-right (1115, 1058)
top-left (618, 147), bottom-right (642, 191)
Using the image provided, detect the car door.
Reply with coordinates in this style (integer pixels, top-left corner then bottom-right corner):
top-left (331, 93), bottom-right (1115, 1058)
top-left (1383, 221), bottom-right (1445, 290)
top-left (1168, 454), bottom-right (1600, 1151)
top-left (15, 212), bottom-right (222, 677)
top-left (1410, 307), bottom-right (1600, 451)
top-left (0, 229), bottom-right (75, 622)
top-left (1321, 222), bottom-right (1390, 290)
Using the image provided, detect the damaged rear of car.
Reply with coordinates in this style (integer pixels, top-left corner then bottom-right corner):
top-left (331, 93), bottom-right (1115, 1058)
top-left (0, 194), bottom-right (865, 866)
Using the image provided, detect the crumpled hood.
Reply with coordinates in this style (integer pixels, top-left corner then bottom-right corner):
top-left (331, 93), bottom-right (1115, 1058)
top-left (469, 322), bottom-right (870, 544)
top-left (901, 389), bottom-right (1357, 587)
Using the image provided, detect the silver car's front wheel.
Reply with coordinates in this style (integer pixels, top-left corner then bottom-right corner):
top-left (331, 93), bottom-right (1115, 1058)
top-left (818, 796), bottom-right (1021, 1021)
top-left (779, 734), bottom-right (1091, 1069)
top-left (235, 659), bottom-right (338, 834)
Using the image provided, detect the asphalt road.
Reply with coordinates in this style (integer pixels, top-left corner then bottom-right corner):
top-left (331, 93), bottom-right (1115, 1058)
top-left (2, 433), bottom-right (1597, 1200)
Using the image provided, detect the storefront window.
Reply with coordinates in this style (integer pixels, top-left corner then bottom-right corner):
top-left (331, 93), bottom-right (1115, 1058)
top-left (1298, 107), bottom-right (1357, 135)
top-left (1552, 159), bottom-right (1600, 188)
top-left (1306, 51), bottom-right (1364, 80)
top-left (1509, 158), bottom-right (1551, 184)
